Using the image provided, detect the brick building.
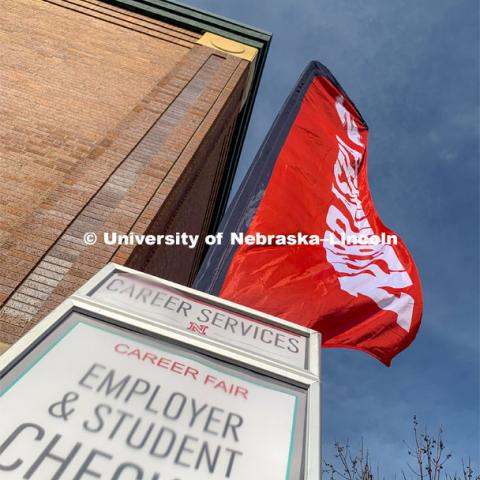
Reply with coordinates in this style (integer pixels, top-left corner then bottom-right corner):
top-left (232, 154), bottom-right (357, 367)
top-left (0, 0), bottom-right (270, 350)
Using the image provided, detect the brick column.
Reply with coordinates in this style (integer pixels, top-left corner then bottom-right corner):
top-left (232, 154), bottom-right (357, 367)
top-left (0, 45), bottom-right (249, 344)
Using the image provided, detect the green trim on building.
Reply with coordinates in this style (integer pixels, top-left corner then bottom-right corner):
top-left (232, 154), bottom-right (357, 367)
top-left (101, 0), bottom-right (272, 242)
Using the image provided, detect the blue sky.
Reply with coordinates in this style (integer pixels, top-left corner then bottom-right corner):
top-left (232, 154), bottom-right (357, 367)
top-left (187, 0), bottom-right (480, 473)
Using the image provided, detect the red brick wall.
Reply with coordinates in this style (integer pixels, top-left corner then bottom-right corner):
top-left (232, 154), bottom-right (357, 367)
top-left (0, 0), bottom-right (198, 246)
top-left (0, 0), bottom-right (249, 346)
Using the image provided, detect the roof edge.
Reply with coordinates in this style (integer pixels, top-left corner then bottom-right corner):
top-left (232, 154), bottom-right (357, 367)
top-left (100, 0), bottom-right (271, 45)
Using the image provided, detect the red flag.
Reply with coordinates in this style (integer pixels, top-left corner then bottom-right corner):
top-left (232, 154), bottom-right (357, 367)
top-left (195, 62), bottom-right (423, 366)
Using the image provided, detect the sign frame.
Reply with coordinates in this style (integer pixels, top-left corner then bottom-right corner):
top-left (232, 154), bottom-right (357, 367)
top-left (0, 263), bottom-right (321, 479)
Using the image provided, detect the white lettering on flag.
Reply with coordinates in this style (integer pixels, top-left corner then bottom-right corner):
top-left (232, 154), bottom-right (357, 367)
top-left (323, 96), bottom-right (414, 331)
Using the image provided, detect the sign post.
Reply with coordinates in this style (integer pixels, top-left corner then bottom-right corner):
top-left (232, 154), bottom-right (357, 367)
top-left (0, 263), bottom-right (321, 479)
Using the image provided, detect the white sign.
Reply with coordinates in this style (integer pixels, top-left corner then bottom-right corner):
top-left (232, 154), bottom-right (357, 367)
top-left (88, 272), bottom-right (307, 369)
top-left (0, 321), bottom-right (298, 480)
